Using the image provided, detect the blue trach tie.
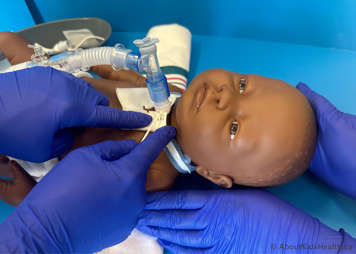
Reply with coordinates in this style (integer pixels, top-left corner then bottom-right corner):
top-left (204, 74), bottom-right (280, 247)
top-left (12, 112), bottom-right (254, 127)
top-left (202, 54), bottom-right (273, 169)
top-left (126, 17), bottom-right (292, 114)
top-left (164, 139), bottom-right (196, 174)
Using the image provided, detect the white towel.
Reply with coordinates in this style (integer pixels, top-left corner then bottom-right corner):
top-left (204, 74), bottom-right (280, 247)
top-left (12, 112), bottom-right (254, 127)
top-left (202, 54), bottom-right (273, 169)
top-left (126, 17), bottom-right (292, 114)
top-left (98, 229), bottom-right (163, 254)
top-left (147, 23), bottom-right (191, 72)
top-left (146, 23), bottom-right (192, 90)
top-left (8, 157), bottom-right (58, 181)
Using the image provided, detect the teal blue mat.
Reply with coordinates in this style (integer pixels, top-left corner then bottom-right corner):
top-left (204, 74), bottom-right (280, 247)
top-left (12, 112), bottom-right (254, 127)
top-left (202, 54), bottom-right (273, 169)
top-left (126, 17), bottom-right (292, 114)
top-left (0, 0), bottom-right (34, 31)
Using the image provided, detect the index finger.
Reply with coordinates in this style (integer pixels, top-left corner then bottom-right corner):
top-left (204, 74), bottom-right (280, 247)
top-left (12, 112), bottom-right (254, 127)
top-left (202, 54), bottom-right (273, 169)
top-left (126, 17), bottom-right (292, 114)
top-left (117, 126), bottom-right (176, 172)
top-left (145, 191), bottom-right (208, 210)
top-left (62, 105), bottom-right (152, 129)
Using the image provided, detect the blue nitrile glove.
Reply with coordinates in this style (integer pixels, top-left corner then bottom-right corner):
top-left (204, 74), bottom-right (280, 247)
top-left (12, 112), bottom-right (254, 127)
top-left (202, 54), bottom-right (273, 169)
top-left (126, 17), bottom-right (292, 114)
top-left (137, 190), bottom-right (356, 254)
top-left (297, 83), bottom-right (356, 199)
top-left (0, 66), bottom-right (151, 162)
top-left (0, 126), bottom-right (176, 253)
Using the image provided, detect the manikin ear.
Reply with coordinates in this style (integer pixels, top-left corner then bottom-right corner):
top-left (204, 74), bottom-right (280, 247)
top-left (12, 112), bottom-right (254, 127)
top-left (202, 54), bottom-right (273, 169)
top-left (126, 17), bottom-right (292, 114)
top-left (195, 165), bottom-right (233, 188)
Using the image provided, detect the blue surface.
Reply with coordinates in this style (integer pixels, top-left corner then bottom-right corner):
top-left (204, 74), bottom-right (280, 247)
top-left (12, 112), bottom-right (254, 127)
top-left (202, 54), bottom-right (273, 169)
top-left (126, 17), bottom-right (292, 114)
top-left (0, 0), bottom-right (34, 31)
top-left (0, 202), bottom-right (14, 221)
top-left (30, 0), bottom-right (356, 51)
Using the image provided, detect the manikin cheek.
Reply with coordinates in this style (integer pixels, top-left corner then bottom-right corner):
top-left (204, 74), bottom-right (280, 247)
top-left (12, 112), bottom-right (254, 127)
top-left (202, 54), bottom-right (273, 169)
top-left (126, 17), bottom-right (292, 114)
top-left (188, 139), bottom-right (222, 166)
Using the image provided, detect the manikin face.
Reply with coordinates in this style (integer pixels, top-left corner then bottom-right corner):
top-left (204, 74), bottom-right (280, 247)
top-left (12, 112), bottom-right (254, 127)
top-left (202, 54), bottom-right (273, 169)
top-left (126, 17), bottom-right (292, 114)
top-left (172, 69), bottom-right (316, 187)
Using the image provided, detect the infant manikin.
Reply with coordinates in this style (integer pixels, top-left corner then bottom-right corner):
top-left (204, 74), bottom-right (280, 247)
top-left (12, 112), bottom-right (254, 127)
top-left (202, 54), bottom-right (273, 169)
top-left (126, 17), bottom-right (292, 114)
top-left (0, 23), bottom-right (317, 254)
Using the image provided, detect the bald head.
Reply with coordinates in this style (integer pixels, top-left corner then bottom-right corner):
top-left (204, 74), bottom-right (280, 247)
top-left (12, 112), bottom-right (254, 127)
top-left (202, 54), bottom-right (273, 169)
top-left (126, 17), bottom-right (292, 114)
top-left (235, 74), bottom-right (317, 186)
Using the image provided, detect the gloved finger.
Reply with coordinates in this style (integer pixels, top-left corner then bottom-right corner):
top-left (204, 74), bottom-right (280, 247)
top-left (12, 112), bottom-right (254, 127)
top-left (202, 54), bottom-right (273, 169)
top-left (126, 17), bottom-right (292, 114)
top-left (117, 126), bottom-right (176, 172)
top-left (158, 239), bottom-right (208, 254)
top-left (65, 106), bottom-right (152, 129)
top-left (92, 106), bottom-right (152, 128)
top-left (296, 82), bottom-right (340, 126)
top-left (88, 140), bottom-right (137, 161)
top-left (145, 191), bottom-right (208, 210)
top-left (137, 209), bottom-right (207, 230)
top-left (50, 129), bottom-right (75, 159)
top-left (138, 226), bottom-right (212, 248)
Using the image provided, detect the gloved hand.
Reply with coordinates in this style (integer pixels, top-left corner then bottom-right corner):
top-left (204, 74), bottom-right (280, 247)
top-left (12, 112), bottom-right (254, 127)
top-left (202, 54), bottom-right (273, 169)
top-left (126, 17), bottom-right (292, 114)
top-left (137, 189), bottom-right (355, 254)
top-left (297, 83), bottom-right (356, 199)
top-left (0, 66), bottom-right (151, 162)
top-left (0, 126), bottom-right (176, 253)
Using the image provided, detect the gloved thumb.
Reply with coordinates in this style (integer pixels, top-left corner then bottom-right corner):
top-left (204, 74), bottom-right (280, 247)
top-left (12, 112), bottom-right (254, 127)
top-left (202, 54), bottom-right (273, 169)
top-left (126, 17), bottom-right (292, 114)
top-left (89, 140), bottom-right (137, 161)
top-left (117, 126), bottom-right (176, 176)
top-left (84, 106), bottom-right (152, 129)
top-left (297, 82), bottom-right (341, 127)
top-left (60, 104), bottom-right (152, 130)
top-left (145, 191), bottom-right (207, 210)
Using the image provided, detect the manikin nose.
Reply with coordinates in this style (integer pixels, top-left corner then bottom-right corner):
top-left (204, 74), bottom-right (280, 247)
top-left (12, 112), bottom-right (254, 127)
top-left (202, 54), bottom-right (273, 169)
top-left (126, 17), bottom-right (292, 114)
top-left (216, 85), bottom-right (234, 110)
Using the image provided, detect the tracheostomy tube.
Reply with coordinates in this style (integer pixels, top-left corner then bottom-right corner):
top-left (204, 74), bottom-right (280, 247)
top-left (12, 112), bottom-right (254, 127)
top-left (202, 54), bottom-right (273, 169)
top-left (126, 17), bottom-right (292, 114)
top-left (134, 38), bottom-right (171, 112)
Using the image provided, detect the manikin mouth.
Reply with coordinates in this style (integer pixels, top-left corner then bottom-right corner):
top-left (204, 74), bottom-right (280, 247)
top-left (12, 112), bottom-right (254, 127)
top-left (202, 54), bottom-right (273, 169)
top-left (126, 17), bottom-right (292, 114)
top-left (194, 82), bottom-right (208, 111)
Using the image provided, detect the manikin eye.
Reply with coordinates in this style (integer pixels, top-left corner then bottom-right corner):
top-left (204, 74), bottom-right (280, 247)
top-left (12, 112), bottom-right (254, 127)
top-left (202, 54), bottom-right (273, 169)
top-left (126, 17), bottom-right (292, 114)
top-left (230, 120), bottom-right (239, 140)
top-left (239, 77), bottom-right (247, 94)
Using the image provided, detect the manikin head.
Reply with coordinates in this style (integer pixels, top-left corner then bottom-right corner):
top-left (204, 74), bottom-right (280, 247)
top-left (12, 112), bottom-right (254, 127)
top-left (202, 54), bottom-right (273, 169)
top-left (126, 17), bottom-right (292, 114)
top-left (172, 68), bottom-right (316, 188)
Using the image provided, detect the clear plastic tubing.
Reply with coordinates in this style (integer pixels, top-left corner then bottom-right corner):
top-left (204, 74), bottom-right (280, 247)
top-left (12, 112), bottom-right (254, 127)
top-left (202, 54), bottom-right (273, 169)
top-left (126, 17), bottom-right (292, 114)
top-left (59, 45), bottom-right (140, 73)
